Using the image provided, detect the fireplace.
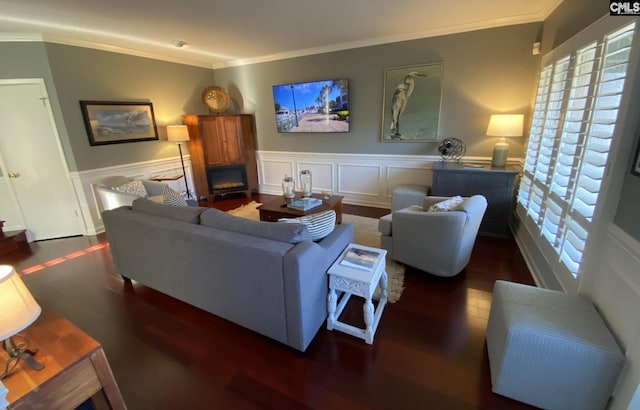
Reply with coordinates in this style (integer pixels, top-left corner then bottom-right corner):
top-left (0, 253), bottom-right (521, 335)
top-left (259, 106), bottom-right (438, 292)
top-left (206, 164), bottom-right (248, 195)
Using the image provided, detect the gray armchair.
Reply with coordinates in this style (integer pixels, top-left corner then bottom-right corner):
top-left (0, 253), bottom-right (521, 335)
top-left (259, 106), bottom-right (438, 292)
top-left (378, 195), bottom-right (488, 277)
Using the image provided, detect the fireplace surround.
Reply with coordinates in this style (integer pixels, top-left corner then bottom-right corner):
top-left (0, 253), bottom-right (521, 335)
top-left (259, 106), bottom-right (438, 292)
top-left (206, 164), bottom-right (248, 196)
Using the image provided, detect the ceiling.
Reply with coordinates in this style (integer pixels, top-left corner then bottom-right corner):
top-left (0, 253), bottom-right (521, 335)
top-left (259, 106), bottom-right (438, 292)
top-left (0, 0), bottom-right (561, 68)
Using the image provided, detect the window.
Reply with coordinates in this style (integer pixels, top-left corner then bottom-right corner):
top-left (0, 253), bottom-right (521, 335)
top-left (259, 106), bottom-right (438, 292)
top-left (517, 21), bottom-right (636, 280)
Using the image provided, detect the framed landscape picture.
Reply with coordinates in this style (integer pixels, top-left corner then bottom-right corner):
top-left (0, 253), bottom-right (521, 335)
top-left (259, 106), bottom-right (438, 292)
top-left (381, 63), bottom-right (444, 142)
top-left (80, 101), bottom-right (159, 146)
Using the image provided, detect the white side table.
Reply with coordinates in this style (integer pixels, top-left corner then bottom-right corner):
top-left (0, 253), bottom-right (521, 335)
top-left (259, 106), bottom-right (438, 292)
top-left (327, 243), bottom-right (387, 344)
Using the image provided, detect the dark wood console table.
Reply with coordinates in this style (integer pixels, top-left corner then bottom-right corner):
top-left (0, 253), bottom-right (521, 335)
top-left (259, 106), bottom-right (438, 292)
top-left (3, 310), bottom-right (126, 409)
top-left (431, 163), bottom-right (519, 238)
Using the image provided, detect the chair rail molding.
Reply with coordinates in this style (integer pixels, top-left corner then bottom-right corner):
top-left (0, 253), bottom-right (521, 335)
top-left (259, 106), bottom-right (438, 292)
top-left (71, 155), bottom-right (193, 234)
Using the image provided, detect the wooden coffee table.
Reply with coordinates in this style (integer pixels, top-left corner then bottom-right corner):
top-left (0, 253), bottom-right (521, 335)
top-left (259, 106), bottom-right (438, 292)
top-left (258, 193), bottom-right (343, 223)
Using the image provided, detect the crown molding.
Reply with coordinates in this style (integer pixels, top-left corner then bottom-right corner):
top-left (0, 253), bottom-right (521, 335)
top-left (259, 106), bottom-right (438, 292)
top-left (214, 12), bottom-right (552, 68)
top-left (0, 33), bottom-right (44, 42)
top-left (0, 33), bottom-right (215, 69)
top-left (1, 1), bottom-right (561, 70)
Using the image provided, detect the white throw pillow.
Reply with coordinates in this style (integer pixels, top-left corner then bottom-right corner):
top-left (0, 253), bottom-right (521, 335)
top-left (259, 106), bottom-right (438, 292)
top-left (278, 210), bottom-right (336, 241)
top-left (427, 196), bottom-right (464, 212)
top-left (161, 185), bottom-right (188, 207)
top-left (114, 179), bottom-right (148, 198)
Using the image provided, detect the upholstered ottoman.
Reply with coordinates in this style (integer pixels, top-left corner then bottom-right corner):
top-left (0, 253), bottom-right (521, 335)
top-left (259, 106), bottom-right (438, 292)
top-left (486, 280), bottom-right (625, 410)
top-left (391, 184), bottom-right (430, 211)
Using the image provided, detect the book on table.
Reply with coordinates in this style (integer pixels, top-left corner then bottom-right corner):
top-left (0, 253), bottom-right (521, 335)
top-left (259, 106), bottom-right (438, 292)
top-left (339, 247), bottom-right (380, 271)
top-left (287, 197), bottom-right (322, 211)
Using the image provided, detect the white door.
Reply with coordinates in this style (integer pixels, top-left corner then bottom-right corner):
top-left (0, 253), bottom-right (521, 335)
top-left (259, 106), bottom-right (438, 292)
top-left (0, 79), bottom-right (83, 241)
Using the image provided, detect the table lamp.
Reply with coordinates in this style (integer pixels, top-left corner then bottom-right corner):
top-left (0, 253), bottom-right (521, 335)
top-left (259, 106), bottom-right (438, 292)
top-left (0, 265), bottom-right (43, 379)
top-left (167, 125), bottom-right (192, 198)
top-left (486, 114), bottom-right (524, 167)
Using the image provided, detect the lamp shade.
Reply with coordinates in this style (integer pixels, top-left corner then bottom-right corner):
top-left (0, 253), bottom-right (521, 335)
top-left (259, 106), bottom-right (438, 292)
top-left (486, 114), bottom-right (524, 137)
top-left (167, 125), bottom-right (190, 142)
top-left (0, 265), bottom-right (41, 340)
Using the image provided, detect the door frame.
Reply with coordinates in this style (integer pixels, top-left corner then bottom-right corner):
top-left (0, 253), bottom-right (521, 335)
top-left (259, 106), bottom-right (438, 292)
top-left (0, 78), bottom-right (86, 238)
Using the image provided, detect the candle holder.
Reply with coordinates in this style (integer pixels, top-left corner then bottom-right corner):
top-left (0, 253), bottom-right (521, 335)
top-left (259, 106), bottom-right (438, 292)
top-left (299, 170), bottom-right (312, 197)
top-left (282, 175), bottom-right (295, 198)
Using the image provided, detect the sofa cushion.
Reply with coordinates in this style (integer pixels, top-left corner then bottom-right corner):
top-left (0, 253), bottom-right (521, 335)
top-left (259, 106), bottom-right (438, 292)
top-left (131, 198), bottom-right (205, 223)
top-left (114, 179), bottom-right (148, 198)
top-left (278, 210), bottom-right (336, 241)
top-left (427, 195), bottom-right (464, 212)
top-left (200, 208), bottom-right (311, 244)
top-left (161, 185), bottom-right (188, 207)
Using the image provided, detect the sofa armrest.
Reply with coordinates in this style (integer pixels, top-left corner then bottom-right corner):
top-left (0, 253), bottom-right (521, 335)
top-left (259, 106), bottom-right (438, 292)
top-left (392, 207), bottom-right (467, 274)
top-left (315, 223), bottom-right (354, 269)
top-left (96, 186), bottom-right (140, 211)
top-left (281, 222), bottom-right (353, 351)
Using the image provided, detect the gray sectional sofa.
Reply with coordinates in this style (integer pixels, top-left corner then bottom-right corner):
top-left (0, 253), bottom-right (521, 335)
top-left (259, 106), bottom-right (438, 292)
top-left (102, 198), bottom-right (354, 352)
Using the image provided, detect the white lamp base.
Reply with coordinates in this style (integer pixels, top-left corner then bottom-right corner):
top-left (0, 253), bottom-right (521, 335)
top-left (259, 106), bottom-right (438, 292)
top-left (492, 141), bottom-right (509, 167)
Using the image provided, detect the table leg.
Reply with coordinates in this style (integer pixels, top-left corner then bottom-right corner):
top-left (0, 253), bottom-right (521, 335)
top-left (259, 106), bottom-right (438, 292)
top-left (363, 299), bottom-right (374, 344)
top-left (380, 271), bottom-right (388, 302)
top-left (327, 289), bottom-right (337, 330)
top-left (90, 349), bottom-right (127, 410)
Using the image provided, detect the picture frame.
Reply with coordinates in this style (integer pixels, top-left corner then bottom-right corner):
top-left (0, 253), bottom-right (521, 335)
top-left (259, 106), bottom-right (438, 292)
top-left (632, 133), bottom-right (640, 176)
top-left (80, 101), bottom-right (159, 146)
top-left (380, 63), bottom-right (444, 142)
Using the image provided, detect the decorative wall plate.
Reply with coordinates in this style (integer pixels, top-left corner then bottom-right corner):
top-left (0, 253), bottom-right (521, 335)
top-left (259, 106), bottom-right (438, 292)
top-left (201, 86), bottom-right (230, 113)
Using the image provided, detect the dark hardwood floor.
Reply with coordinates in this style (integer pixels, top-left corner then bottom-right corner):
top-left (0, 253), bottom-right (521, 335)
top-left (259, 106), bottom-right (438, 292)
top-left (1, 194), bottom-right (536, 409)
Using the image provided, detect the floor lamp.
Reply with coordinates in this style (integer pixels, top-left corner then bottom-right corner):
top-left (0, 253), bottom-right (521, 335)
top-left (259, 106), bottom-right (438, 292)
top-left (166, 125), bottom-right (192, 198)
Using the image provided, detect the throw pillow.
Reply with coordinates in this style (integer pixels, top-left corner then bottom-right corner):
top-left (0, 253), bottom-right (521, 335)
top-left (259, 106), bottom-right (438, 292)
top-left (278, 210), bottom-right (336, 241)
top-left (114, 179), bottom-right (148, 198)
top-left (427, 196), bottom-right (464, 212)
top-left (161, 185), bottom-right (188, 207)
top-left (131, 198), bottom-right (205, 224)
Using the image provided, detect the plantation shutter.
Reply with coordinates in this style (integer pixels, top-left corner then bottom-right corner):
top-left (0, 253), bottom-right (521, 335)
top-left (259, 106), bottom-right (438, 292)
top-left (517, 21), bottom-right (636, 279)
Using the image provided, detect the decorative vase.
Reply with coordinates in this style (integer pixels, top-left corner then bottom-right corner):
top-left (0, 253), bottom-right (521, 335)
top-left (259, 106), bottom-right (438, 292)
top-left (299, 170), bottom-right (312, 197)
top-left (282, 175), bottom-right (295, 198)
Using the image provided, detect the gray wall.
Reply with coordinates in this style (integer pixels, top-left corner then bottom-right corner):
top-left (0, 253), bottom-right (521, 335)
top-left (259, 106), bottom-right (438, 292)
top-left (44, 44), bottom-right (214, 171)
top-left (0, 42), bottom-right (214, 172)
top-left (0, 42), bottom-right (78, 171)
top-left (214, 23), bottom-right (541, 158)
top-left (540, 0), bottom-right (607, 54)
top-left (615, 164), bottom-right (640, 240)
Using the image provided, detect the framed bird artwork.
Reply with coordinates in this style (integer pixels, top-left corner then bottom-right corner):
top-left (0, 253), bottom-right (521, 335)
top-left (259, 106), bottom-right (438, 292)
top-left (380, 62), bottom-right (444, 142)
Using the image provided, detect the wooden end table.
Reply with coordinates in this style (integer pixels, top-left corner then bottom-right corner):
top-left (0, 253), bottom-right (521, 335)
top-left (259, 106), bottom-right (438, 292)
top-left (327, 243), bottom-right (388, 344)
top-left (3, 309), bottom-right (126, 410)
top-left (258, 193), bottom-right (344, 223)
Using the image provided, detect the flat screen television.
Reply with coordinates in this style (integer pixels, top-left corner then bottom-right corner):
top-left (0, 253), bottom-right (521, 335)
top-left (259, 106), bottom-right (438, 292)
top-left (272, 79), bottom-right (349, 133)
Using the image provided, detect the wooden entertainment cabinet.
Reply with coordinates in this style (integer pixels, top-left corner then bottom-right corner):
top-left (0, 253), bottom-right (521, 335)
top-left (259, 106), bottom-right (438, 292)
top-left (183, 114), bottom-right (258, 200)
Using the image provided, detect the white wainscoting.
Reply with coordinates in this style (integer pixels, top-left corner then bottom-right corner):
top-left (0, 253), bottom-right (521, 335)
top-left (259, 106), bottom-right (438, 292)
top-left (587, 225), bottom-right (640, 410)
top-left (71, 151), bottom-right (514, 234)
top-left (256, 151), bottom-right (505, 208)
top-left (70, 156), bottom-right (193, 235)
